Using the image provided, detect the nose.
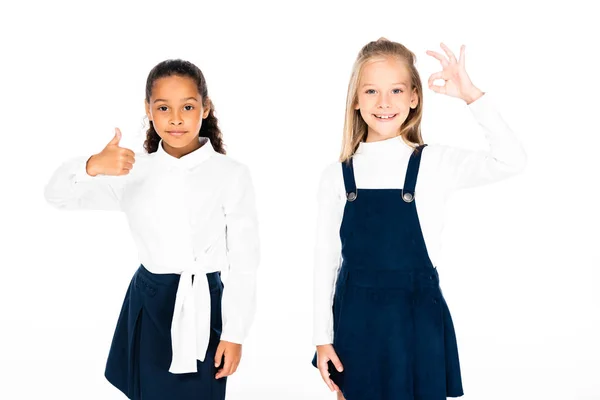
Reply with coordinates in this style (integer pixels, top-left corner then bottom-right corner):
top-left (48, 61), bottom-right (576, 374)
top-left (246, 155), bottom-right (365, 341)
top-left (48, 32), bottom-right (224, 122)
top-left (169, 110), bottom-right (183, 125)
top-left (377, 92), bottom-right (391, 109)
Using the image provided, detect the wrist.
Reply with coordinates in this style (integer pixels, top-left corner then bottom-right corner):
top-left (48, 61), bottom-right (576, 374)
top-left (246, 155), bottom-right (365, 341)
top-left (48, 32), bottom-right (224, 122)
top-left (221, 340), bottom-right (242, 346)
top-left (317, 343), bottom-right (333, 348)
top-left (463, 87), bottom-right (484, 105)
top-left (219, 331), bottom-right (244, 345)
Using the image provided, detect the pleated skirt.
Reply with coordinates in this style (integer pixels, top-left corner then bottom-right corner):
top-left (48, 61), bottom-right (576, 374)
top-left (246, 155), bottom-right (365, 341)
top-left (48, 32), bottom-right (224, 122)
top-left (104, 265), bottom-right (227, 400)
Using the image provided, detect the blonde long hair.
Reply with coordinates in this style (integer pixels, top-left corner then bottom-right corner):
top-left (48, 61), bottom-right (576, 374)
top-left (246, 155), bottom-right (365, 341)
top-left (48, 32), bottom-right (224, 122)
top-left (340, 38), bottom-right (425, 162)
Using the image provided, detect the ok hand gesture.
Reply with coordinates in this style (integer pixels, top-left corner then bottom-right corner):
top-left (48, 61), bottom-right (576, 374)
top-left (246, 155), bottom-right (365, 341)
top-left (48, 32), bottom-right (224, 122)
top-left (426, 43), bottom-right (484, 104)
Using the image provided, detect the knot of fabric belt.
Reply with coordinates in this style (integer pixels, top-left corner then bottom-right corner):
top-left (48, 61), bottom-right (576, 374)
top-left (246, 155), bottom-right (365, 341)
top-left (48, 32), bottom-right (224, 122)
top-left (168, 266), bottom-right (212, 374)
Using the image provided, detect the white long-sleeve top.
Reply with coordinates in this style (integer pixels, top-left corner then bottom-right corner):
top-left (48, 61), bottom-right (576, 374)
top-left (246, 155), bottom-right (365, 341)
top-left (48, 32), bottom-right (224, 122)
top-left (44, 137), bottom-right (260, 374)
top-left (313, 93), bottom-right (527, 346)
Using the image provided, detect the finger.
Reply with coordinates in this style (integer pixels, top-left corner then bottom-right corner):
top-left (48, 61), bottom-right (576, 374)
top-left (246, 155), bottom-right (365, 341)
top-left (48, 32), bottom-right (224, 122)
top-left (223, 356), bottom-right (234, 375)
top-left (440, 42), bottom-right (457, 64)
top-left (332, 381), bottom-right (341, 392)
top-left (329, 352), bottom-right (344, 373)
top-left (428, 81), bottom-right (445, 95)
top-left (215, 369), bottom-right (225, 379)
top-left (217, 351), bottom-right (234, 378)
top-left (318, 360), bottom-right (336, 392)
top-left (228, 366), bottom-right (237, 376)
top-left (459, 44), bottom-right (466, 67)
top-left (216, 358), bottom-right (233, 379)
top-left (230, 360), bottom-right (240, 375)
top-left (119, 161), bottom-right (134, 173)
top-left (120, 152), bottom-right (135, 164)
top-left (214, 343), bottom-right (225, 368)
top-left (428, 71), bottom-right (445, 87)
top-left (121, 148), bottom-right (136, 158)
top-left (425, 50), bottom-right (449, 67)
top-left (108, 128), bottom-right (122, 146)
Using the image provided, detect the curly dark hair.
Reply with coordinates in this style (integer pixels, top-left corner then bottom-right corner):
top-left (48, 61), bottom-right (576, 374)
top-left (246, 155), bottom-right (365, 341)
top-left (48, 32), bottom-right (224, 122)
top-left (143, 59), bottom-right (225, 154)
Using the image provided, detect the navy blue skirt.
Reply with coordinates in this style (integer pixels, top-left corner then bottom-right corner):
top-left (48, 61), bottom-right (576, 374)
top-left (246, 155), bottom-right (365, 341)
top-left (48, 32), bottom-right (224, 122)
top-left (105, 265), bottom-right (226, 400)
top-left (312, 266), bottom-right (463, 399)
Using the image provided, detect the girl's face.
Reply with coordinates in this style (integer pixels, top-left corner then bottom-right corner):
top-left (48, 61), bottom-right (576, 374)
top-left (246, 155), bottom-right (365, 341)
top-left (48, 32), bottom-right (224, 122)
top-left (355, 57), bottom-right (418, 141)
top-left (145, 75), bottom-right (209, 156)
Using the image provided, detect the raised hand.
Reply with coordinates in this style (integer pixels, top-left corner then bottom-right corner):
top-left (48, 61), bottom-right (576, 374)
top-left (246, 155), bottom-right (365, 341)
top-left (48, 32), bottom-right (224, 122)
top-left (426, 43), bottom-right (484, 104)
top-left (86, 128), bottom-right (136, 176)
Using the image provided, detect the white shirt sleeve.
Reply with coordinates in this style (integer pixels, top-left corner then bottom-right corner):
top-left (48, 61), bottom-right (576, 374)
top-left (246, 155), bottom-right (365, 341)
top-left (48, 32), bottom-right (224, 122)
top-left (424, 93), bottom-right (528, 193)
top-left (312, 163), bottom-right (345, 345)
top-left (43, 156), bottom-right (128, 211)
top-left (219, 164), bottom-right (260, 344)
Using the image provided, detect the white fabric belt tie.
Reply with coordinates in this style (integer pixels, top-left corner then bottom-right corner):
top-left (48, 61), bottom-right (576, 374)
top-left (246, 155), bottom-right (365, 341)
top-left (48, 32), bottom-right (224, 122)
top-left (169, 262), bottom-right (213, 374)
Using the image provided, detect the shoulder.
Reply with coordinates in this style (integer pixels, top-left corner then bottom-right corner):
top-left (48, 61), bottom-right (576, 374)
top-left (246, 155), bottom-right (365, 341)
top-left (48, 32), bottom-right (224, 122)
top-left (421, 143), bottom-right (452, 156)
top-left (319, 160), bottom-right (344, 185)
top-left (316, 160), bottom-right (345, 202)
top-left (212, 152), bottom-right (248, 169)
top-left (417, 143), bottom-right (472, 194)
top-left (210, 152), bottom-right (253, 182)
top-left (419, 143), bottom-right (465, 168)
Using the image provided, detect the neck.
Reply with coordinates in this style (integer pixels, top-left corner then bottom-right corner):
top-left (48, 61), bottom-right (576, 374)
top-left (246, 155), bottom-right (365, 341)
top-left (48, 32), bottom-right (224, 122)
top-left (162, 135), bottom-right (203, 159)
top-left (365, 131), bottom-right (411, 146)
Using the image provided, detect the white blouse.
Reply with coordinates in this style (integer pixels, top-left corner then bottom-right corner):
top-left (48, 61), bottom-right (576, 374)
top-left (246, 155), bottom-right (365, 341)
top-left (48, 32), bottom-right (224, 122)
top-left (312, 93), bottom-right (528, 345)
top-left (44, 137), bottom-right (260, 374)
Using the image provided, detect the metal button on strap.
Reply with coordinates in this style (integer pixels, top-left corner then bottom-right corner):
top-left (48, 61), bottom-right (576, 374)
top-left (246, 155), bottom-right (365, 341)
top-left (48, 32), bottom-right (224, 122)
top-left (347, 192), bottom-right (357, 201)
top-left (402, 192), bottom-right (414, 202)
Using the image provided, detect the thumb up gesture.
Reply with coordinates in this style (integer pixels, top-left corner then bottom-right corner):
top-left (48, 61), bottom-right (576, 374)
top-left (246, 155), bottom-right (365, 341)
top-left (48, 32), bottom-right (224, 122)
top-left (86, 128), bottom-right (136, 177)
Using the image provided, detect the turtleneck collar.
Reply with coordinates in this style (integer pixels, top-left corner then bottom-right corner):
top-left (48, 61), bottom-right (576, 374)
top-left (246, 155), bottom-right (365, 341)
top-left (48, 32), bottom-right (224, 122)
top-left (354, 135), bottom-right (415, 158)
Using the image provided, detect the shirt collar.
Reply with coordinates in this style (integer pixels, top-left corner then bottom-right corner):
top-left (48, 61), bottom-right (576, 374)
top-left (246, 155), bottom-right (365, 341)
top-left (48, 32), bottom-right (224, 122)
top-left (354, 135), bottom-right (413, 158)
top-left (155, 136), bottom-right (215, 169)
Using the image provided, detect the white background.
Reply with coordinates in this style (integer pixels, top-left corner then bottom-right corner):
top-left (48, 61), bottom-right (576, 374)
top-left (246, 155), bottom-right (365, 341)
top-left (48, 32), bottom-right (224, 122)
top-left (1, 0), bottom-right (599, 399)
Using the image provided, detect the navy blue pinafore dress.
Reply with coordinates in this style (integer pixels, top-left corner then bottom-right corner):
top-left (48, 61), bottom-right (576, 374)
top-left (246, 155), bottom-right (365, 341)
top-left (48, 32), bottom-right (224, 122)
top-left (104, 265), bottom-right (227, 400)
top-left (313, 145), bottom-right (464, 400)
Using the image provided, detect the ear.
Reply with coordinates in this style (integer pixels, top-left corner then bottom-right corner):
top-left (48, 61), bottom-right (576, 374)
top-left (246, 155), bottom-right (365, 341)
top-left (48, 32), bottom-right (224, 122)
top-left (145, 100), bottom-right (152, 122)
top-left (410, 89), bottom-right (419, 109)
top-left (202, 97), bottom-right (211, 119)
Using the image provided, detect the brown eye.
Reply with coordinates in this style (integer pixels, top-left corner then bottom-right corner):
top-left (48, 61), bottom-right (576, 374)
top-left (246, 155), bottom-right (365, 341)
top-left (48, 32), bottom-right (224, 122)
top-left (184, 105), bottom-right (194, 111)
top-left (158, 106), bottom-right (168, 112)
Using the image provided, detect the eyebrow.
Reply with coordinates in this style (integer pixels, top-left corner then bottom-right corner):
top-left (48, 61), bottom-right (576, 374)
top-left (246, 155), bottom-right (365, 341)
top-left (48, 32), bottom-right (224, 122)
top-left (361, 82), bottom-right (408, 87)
top-left (153, 97), bottom-right (199, 104)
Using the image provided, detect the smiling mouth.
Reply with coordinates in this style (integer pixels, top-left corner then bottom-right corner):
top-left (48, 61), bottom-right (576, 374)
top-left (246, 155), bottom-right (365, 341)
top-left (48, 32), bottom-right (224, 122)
top-left (373, 114), bottom-right (398, 120)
